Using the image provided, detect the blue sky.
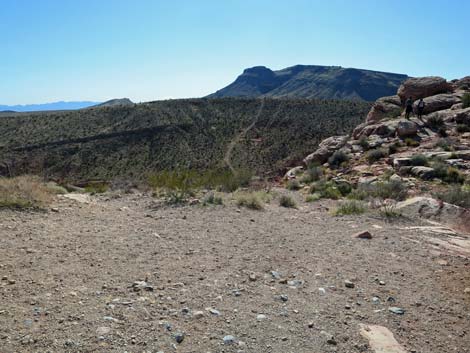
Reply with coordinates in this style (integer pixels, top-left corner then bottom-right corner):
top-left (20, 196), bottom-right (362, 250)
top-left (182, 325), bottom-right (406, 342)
top-left (1, 0), bottom-right (469, 104)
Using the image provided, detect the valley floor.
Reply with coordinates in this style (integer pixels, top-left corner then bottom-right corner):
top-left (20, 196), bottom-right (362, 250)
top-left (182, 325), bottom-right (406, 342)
top-left (1, 191), bottom-right (469, 352)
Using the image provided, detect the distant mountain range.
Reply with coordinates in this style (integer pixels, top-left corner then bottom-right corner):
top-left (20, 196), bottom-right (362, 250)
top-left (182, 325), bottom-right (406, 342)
top-left (0, 98), bottom-right (133, 112)
top-left (208, 65), bottom-right (409, 101)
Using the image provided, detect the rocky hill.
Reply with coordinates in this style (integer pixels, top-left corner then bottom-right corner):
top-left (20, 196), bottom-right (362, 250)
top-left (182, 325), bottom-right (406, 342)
top-left (208, 65), bottom-right (408, 101)
top-left (286, 76), bottom-right (470, 229)
top-left (0, 98), bottom-right (370, 181)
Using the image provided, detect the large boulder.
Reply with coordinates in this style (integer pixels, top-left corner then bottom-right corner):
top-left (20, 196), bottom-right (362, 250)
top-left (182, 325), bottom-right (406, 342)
top-left (454, 76), bottom-right (470, 90)
top-left (397, 77), bottom-right (452, 101)
top-left (396, 120), bottom-right (418, 137)
top-left (354, 120), bottom-right (398, 138)
top-left (395, 197), bottom-right (467, 225)
top-left (284, 166), bottom-right (304, 180)
top-left (366, 95), bottom-right (402, 123)
top-left (414, 94), bottom-right (461, 115)
top-left (303, 135), bottom-right (349, 165)
top-left (455, 108), bottom-right (470, 125)
top-left (410, 166), bottom-right (435, 180)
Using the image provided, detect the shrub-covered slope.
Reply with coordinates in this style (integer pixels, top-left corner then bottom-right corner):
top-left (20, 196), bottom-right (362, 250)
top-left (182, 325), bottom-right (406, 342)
top-left (0, 98), bottom-right (370, 181)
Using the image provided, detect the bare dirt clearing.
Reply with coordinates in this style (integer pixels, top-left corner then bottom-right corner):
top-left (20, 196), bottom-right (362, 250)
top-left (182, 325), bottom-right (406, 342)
top-left (1, 191), bottom-right (469, 352)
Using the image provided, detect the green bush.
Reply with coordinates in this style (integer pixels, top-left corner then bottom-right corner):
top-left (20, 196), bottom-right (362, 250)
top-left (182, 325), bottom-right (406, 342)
top-left (300, 165), bottom-right (323, 183)
top-left (148, 168), bottom-right (252, 197)
top-left (409, 154), bottom-right (429, 166)
top-left (456, 124), bottom-right (470, 133)
top-left (463, 93), bottom-right (470, 109)
top-left (309, 180), bottom-right (342, 199)
top-left (433, 162), bottom-right (466, 184)
top-left (366, 148), bottom-right (388, 164)
top-left (334, 200), bottom-right (367, 215)
top-left (358, 137), bottom-right (370, 150)
top-left (328, 150), bottom-right (349, 168)
top-left (378, 203), bottom-right (402, 219)
top-left (404, 138), bottom-right (420, 147)
top-left (436, 185), bottom-right (470, 208)
top-left (286, 179), bottom-right (301, 191)
top-left (306, 193), bottom-right (321, 202)
top-left (279, 195), bottom-right (297, 208)
top-left (235, 192), bottom-right (264, 210)
top-left (426, 115), bottom-right (444, 129)
top-left (85, 182), bottom-right (109, 194)
top-left (349, 179), bottom-right (407, 201)
top-left (435, 138), bottom-right (454, 151)
top-left (202, 192), bottom-right (223, 206)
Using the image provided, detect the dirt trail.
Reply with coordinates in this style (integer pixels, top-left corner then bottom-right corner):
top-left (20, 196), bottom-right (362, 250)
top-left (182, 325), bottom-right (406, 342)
top-left (0, 191), bottom-right (469, 353)
top-left (224, 99), bottom-right (265, 172)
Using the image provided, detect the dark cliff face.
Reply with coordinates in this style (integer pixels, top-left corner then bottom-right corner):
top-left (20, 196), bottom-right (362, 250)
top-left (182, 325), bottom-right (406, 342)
top-left (208, 65), bottom-right (408, 102)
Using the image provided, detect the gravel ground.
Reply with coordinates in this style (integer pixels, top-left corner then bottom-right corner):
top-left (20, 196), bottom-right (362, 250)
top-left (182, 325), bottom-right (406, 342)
top-left (1, 190), bottom-right (469, 353)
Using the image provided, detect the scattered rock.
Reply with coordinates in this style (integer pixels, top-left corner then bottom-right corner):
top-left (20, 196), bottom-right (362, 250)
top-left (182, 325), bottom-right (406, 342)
top-left (96, 327), bottom-right (111, 336)
top-left (359, 324), bottom-right (407, 353)
top-left (256, 314), bottom-right (267, 321)
top-left (344, 280), bottom-right (355, 288)
top-left (353, 230), bottom-right (372, 239)
top-left (130, 281), bottom-right (153, 292)
top-left (303, 135), bottom-right (349, 165)
top-left (280, 294), bottom-right (289, 302)
top-left (209, 308), bottom-right (221, 316)
top-left (223, 335), bottom-right (236, 345)
top-left (388, 307), bottom-right (405, 315)
top-left (174, 332), bottom-right (185, 344)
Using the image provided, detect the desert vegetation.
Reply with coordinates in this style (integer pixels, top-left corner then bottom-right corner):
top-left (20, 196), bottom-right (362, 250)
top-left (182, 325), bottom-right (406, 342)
top-left (0, 176), bottom-right (52, 209)
top-left (0, 98), bottom-right (370, 181)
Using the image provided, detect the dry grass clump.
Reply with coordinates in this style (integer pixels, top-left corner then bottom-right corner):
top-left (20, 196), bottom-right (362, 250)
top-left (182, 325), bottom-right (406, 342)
top-left (0, 176), bottom-right (52, 209)
top-left (235, 191), bottom-right (271, 210)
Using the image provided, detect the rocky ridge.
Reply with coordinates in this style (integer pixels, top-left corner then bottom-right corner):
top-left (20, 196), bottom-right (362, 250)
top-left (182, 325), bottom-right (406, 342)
top-left (288, 76), bottom-right (470, 228)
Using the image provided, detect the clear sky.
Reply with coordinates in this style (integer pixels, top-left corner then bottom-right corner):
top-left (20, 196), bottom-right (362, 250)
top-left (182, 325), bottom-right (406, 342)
top-left (1, 0), bottom-right (469, 105)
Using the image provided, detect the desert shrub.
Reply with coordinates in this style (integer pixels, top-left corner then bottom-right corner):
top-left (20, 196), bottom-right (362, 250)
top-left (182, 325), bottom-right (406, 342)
top-left (366, 148), bottom-right (388, 164)
top-left (378, 203), bottom-right (402, 219)
top-left (286, 179), bottom-right (301, 191)
top-left (334, 200), bottom-right (367, 215)
top-left (148, 168), bottom-right (252, 197)
top-left (279, 195), bottom-right (297, 208)
top-left (336, 181), bottom-right (352, 196)
top-left (306, 193), bottom-right (321, 202)
top-left (300, 165), bottom-right (323, 183)
top-left (404, 138), bottom-right (420, 147)
top-left (202, 192), bottom-right (223, 206)
top-left (435, 138), bottom-right (454, 151)
top-left (85, 182), bottom-right (109, 194)
top-left (409, 154), bottom-right (429, 166)
top-left (435, 185), bottom-right (470, 208)
top-left (309, 180), bottom-right (342, 199)
top-left (426, 115), bottom-right (444, 129)
top-left (358, 137), bottom-right (370, 150)
top-left (235, 192), bottom-right (264, 210)
top-left (349, 179), bottom-right (407, 201)
top-left (45, 182), bottom-right (68, 194)
top-left (437, 127), bottom-right (448, 137)
top-left (328, 150), bottom-right (350, 168)
top-left (463, 93), bottom-right (470, 109)
top-left (388, 143), bottom-right (399, 155)
top-left (433, 162), bottom-right (466, 184)
top-left (456, 124), bottom-right (470, 133)
top-left (0, 176), bottom-right (52, 209)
